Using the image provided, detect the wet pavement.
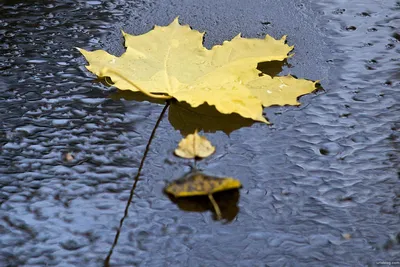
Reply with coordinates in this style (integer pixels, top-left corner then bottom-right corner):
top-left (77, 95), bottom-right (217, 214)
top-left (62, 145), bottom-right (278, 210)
top-left (0, 0), bottom-right (399, 266)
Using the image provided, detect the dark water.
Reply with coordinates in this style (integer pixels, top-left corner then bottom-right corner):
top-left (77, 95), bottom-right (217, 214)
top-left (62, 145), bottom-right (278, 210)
top-left (0, 0), bottom-right (399, 266)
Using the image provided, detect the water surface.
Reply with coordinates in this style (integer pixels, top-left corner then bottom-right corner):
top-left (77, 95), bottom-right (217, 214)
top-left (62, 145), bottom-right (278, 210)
top-left (0, 0), bottom-right (399, 266)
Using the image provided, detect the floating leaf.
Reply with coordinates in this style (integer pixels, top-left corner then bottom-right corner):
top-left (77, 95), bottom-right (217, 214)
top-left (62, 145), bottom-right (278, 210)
top-left (78, 17), bottom-right (317, 123)
top-left (165, 172), bottom-right (242, 220)
top-left (167, 188), bottom-right (240, 222)
top-left (165, 172), bottom-right (241, 197)
top-left (174, 130), bottom-right (215, 159)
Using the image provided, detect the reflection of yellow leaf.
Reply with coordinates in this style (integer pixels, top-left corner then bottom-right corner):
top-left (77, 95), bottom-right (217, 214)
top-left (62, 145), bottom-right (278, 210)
top-left (169, 101), bottom-right (255, 135)
top-left (109, 91), bottom-right (255, 134)
top-left (165, 172), bottom-right (242, 220)
top-left (174, 130), bottom-right (215, 159)
top-left (78, 18), bottom-right (317, 123)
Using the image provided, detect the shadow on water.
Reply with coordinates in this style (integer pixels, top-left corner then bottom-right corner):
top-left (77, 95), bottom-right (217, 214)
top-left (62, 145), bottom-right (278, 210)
top-left (110, 90), bottom-right (256, 135)
top-left (167, 189), bottom-right (240, 222)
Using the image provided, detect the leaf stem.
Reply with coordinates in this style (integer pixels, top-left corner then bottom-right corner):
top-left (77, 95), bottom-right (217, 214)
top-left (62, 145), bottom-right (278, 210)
top-left (208, 194), bottom-right (222, 220)
top-left (100, 67), bottom-right (173, 100)
top-left (104, 101), bottom-right (170, 266)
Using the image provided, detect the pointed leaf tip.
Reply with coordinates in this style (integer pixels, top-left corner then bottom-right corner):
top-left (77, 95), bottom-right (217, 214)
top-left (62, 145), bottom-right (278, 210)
top-left (172, 16), bottom-right (180, 25)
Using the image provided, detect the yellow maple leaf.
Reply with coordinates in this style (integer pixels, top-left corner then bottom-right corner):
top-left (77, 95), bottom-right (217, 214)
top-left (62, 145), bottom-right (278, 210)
top-left (78, 18), bottom-right (316, 123)
top-left (174, 130), bottom-right (215, 159)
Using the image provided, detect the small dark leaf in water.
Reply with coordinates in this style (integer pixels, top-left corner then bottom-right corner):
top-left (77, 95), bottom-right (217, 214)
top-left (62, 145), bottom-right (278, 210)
top-left (168, 189), bottom-right (241, 222)
top-left (165, 172), bottom-right (241, 197)
top-left (165, 172), bottom-right (242, 221)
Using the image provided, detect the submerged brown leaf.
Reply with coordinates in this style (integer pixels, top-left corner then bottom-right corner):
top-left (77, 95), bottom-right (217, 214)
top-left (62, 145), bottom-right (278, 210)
top-left (165, 172), bottom-right (241, 197)
top-left (167, 189), bottom-right (240, 222)
top-left (165, 172), bottom-right (242, 220)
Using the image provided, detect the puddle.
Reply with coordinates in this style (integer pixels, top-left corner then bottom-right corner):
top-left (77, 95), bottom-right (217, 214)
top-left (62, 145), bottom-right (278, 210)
top-left (0, 0), bottom-right (399, 266)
